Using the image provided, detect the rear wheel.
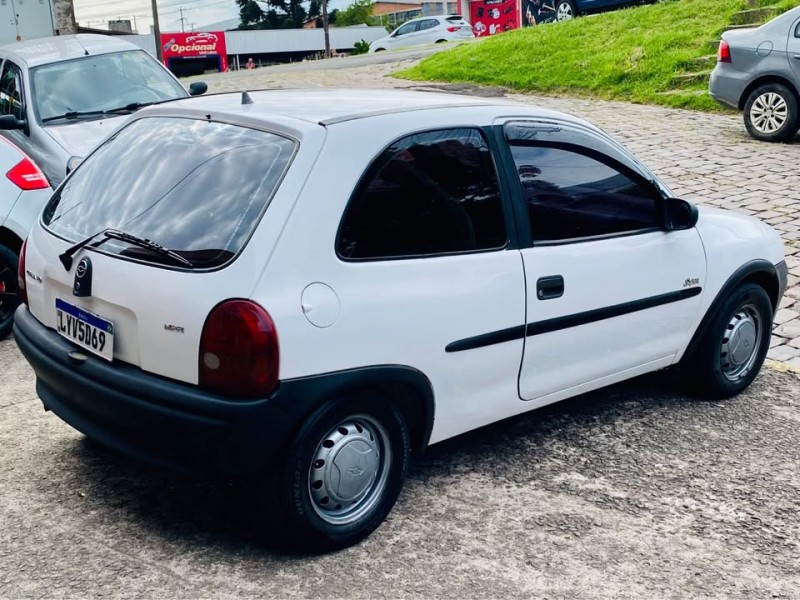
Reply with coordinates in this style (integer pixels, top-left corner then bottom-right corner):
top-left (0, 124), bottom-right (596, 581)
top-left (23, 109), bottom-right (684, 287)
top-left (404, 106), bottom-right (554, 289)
top-left (270, 395), bottom-right (410, 552)
top-left (683, 283), bottom-right (773, 398)
top-left (743, 83), bottom-right (799, 142)
top-left (0, 245), bottom-right (20, 339)
top-left (555, 0), bottom-right (577, 20)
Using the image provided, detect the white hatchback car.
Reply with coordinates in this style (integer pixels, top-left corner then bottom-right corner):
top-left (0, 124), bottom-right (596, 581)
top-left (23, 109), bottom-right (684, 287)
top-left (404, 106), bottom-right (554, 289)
top-left (369, 15), bottom-right (474, 53)
top-left (14, 89), bottom-right (786, 552)
top-left (0, 137), bottom-right (51, 337)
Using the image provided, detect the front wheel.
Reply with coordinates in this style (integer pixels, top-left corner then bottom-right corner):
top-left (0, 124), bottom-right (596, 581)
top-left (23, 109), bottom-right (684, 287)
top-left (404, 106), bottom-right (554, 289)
top-left (271, 396), bottom-right (410, 552)
top-left (555, 0), bottom-right (577, 20)
top-left (743, 83), bottom-right (799, 142)
top-left (683, 283), bottom-right (773, 399)
top-left (0, 245), bottom-right (20, 339)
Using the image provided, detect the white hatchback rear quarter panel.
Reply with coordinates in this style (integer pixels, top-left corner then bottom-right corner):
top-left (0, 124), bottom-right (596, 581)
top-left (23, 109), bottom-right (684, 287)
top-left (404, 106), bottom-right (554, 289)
top-left (256, 106), bottom-right (544, 444)
top-left (24, 114), bottom-right (326, 385)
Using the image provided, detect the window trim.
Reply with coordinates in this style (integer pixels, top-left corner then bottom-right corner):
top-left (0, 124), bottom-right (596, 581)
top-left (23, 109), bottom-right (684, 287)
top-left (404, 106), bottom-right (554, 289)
top-left (335, 126), bottom-right (514, 263)
top-left (497, 130), bottom-right (667, 247)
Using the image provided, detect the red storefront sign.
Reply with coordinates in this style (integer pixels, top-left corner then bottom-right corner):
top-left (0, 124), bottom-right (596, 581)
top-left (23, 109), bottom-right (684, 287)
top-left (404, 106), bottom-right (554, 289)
top-left (469, 0), bottom-right (519, 37)
top-left (160, 31), bottom-right (228, 71)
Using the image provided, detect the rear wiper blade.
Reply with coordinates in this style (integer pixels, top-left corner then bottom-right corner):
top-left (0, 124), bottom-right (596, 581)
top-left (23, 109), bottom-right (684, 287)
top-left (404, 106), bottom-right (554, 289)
top-left (59, 228), bottom-right (193, 270)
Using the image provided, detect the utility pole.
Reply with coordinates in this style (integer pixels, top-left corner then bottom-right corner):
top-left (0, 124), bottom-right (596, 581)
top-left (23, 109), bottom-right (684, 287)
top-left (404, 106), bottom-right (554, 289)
top-left (151, 0), bottom-right (163, 63)
top-left (52, 0), bottom-right (78, 35)
top-left (321, 0), bottom-right (331, 58)
top-left (179, 6), bottom-right (187, 32)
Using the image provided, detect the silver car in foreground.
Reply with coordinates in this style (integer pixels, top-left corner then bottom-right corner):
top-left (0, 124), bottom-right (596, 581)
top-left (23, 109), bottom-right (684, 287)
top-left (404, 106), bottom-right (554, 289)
top-left (0, 35), bottom-right (207, 187)
top-left (709, 6), bottom-right (800, 142)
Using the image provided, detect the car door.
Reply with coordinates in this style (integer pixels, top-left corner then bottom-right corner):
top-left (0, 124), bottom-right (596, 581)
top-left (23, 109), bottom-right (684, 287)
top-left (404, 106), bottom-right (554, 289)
top-left (495, 119), bottom-right (707, 403)
top-left (786, 16), bottom-right (800, 81)
top-left (416, 18), bottom-right (440, 44)
top-left (388, 20), bottom-right (421, 49)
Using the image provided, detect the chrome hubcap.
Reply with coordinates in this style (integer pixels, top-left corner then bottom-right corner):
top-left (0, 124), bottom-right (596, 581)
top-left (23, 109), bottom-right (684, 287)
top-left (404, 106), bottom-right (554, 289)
top-left (556, 2), bottom-right (574, 19)
top-left (750, 92), bottom-right (788, 134)
top-left (308, 415), bottom-right (391, 525)
top-left (720, 304), bottom-right (762, 381)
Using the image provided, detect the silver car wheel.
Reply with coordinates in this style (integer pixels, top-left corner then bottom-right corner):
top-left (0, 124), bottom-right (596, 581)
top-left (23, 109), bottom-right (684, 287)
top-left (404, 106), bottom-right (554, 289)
top-left (719, 303), bottom-right (762, 382)
top-left (749, 92), bottom-right (788, 134)
top-left (556, 1), bottom-right (574, 20)
top-left (308, 415), bottom-right (392, 526)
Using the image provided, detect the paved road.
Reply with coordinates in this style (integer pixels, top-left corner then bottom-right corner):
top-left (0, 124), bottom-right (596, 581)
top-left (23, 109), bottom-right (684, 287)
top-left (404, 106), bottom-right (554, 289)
top-left (2, 336), bottom-right (800, 598)
top-left (3, 55), bottom-right (800, 598)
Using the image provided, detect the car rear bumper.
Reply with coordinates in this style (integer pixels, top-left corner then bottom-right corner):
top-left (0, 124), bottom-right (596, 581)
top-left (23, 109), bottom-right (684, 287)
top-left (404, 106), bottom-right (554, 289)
top-left (709, 65), bottom-right (748, 110)
top-left (13, 305), bottom-right (299, 476)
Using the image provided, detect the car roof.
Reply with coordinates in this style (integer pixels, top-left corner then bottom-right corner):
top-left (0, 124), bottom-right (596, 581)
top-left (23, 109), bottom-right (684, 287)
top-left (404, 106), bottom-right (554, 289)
top-left (0, 34), bottom-right (140, 68)
top-left (149, 88), bottom-right (572, 127)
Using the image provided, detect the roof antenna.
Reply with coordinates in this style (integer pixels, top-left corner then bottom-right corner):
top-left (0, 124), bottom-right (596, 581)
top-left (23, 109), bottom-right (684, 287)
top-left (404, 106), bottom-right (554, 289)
top-left (241, 91), bottom-right (253, 105)
top-left (74, 35), bottom-right (90, 56)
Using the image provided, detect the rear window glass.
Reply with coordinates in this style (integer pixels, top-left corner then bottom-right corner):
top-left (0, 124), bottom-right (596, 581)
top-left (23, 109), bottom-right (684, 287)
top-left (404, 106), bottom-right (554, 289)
top-left (42, 117), bottom-right (295, 269)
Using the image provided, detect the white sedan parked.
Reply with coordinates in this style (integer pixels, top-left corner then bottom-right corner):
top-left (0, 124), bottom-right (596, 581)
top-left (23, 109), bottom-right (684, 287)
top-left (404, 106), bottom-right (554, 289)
top-left (369, 15), bottom-right (474, 52)
top-left (13, 89), bottom-right (786, 552)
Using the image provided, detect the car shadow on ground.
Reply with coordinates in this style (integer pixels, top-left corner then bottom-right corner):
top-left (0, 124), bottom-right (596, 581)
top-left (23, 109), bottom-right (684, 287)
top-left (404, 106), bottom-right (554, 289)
top-left (46, 368), bottom-right (712, 557)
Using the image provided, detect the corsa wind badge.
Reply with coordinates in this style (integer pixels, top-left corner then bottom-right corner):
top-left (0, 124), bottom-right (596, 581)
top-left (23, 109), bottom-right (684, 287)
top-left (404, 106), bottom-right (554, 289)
top-left (72, 256), bottom-right (93, 298)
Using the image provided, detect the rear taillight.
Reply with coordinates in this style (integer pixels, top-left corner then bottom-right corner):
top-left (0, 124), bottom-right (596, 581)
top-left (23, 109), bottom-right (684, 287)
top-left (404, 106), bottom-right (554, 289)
top-left (447, 26), bottom-right (460, 31)
top-left (718, 40), bottom-right (731, 63)
top-left (17, 239), bottom-right (27, 306)
top-left (6, 157), bottom-right (48, 190)
top-left (199, 300), bottom-right (279, 397)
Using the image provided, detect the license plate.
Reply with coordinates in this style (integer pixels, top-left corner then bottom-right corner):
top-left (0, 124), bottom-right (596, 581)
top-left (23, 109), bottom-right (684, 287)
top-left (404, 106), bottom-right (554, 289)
top-left (55, 298), bottom-right (115, 361)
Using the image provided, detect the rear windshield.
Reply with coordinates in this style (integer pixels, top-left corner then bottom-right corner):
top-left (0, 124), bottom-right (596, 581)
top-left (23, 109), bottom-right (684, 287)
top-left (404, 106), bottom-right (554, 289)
top-left (42, 117), bottom-right (296, 269)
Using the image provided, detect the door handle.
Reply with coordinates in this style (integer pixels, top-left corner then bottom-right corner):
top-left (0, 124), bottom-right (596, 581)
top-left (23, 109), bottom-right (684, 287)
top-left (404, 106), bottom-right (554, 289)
top-left (793, 55), bottom-right (800, 59)
top-left (537, 275), bottom-right (564, 300)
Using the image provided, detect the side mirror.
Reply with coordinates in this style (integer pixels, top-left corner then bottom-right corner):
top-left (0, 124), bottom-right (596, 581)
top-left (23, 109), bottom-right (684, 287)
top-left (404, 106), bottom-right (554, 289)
top-left (663, 197), bottom-right (698, 231)
top-left (0, 114), bottom-right (26, 131)
top-left (188, 81), bottom-right (208, 96)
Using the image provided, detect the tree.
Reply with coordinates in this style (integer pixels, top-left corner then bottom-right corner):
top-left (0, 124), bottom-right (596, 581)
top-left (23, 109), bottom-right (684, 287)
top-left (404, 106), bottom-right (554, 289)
top-left (236, 0), bottom-right (320, 29)
top-left (335, 0), bottom-right (375, 27)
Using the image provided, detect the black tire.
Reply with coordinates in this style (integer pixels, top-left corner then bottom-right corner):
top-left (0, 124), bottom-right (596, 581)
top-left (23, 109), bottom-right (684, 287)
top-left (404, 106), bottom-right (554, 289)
top-left (374, 48), bottom-right (386, 52)
top-left (435, 39), bottom-right (447, 43)
top-left (0, 244), bottom-right (20, 339)
top-left (271, 395), bottom-right (409, 552)
top-left (683, 283), bottom-right (773, 399)
top-left (743, 83), bottom-right (800, 143)
top-left (555, 0), bottom-right (577, 21)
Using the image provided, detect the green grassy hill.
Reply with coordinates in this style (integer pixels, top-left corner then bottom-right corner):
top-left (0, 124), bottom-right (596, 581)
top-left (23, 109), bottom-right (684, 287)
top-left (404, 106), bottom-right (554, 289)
top-left (397, 0), bottom-right (799, 110)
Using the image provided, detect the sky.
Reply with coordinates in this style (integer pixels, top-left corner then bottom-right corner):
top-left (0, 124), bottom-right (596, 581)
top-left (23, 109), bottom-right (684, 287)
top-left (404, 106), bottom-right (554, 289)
top-left (73, 0), bottom-right (350, 34)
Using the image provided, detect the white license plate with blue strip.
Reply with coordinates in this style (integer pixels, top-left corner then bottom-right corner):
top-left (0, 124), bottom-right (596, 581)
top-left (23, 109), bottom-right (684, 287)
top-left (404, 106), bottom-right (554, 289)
top-left (55, 298), bottom-right (115, 361)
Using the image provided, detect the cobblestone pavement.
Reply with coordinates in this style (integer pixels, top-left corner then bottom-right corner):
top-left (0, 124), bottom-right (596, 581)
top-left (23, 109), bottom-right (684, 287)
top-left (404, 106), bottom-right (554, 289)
top-left (189, 60), bottom-right (800, 363)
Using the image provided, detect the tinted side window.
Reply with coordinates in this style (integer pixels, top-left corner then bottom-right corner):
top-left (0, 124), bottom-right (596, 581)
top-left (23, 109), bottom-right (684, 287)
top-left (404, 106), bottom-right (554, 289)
top-left (509, 145), bottom-right (660, 242)
top-left (338, 128), bottom-right (507, 260)
top-left (396, 21), bottom-right (419, 35)
top-left (419, 19), bottom-right (438, 30)
top-left (0, 61), bottom-right (24, 120)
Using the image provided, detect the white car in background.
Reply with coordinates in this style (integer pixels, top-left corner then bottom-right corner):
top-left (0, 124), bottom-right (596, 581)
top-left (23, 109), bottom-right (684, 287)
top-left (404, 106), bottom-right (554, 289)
top-left (369, 15), bottom-right (474, 52)
top-left (13, 89), bottom-right (786, 553)
top-left (0, 137), bottom-right (50, 337)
